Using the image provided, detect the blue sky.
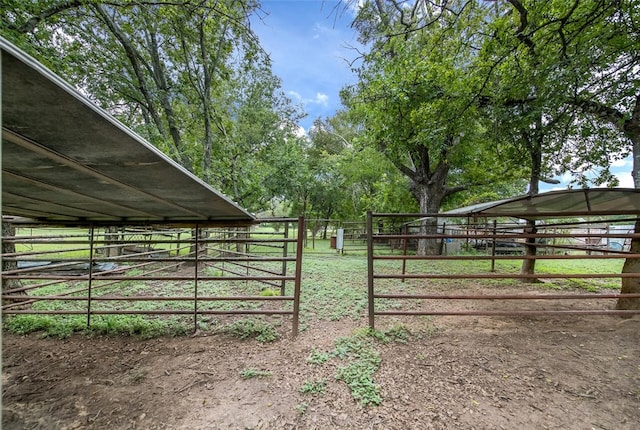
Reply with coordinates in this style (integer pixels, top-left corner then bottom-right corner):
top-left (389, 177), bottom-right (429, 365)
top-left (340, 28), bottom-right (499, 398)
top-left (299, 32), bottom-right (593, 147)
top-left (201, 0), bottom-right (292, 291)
top-left (251, 1), bottom-right (634, 190)
top-left (252, 0), bottom-right (361, 132)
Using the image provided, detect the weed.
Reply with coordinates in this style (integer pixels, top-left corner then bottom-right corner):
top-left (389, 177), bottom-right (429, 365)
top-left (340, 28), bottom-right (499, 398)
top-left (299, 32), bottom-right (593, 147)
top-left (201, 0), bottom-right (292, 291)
top-left (295, 403), bottom-right (308, 415)
top-left (307, 348), bottom-right (332, 365)
top-left (239, 368), bottom-right (272, 379)
top-left (259, 288), bottom-right (281, 296)
top-left (299, 379), bottom-right (327, 395)
top-left (2, 314), bottom-right (190, 339)
top-left (3, 315), bottom-right (85, 339)
top-left (129, 368), bottom-right (148, 384)
top-left (309, 326), bottom-right (411, 406)
top-left (222, 318), bottom-right (280, 343)
top-left (358, 325), bottom-right (411, 344)
top-left (333, 331), bottom-right (383, 406)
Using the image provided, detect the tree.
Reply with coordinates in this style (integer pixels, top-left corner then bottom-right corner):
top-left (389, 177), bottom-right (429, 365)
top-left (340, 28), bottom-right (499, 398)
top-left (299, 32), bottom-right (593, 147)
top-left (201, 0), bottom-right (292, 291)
top-left (1, 0), bottom-right (301, 211)
top-left (344, 0), bottom-right (525, 253)
top-left (542, 0), bottom-right (640, 309)
top-left (307, 114), bottom-right (418, 226)
top-left (477, 0), bottom-right (636, 281)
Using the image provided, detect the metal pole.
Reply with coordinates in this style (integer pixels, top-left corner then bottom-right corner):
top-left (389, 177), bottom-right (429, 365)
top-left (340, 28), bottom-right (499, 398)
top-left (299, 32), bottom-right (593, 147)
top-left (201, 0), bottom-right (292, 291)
top-left (281, 221), bottom-right (289, 295)
top-left (401, 224), bottom-right (408, 282)
top-left (291, 216), bottom-right (304, 337)
top-left (87, 224), bottom-right (95, 328)
top-left (194, 224), bottom-right (199, 333)
top-left (367, 211), bottom-right (375, 330)
top-left (491, 220), bottom-right (497, 272)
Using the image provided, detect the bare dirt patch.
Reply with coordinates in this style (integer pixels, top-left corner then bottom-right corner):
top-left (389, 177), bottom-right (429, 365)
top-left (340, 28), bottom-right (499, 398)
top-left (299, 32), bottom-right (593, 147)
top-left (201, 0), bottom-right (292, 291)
top-left (3, 297), bottom-right (640, 429)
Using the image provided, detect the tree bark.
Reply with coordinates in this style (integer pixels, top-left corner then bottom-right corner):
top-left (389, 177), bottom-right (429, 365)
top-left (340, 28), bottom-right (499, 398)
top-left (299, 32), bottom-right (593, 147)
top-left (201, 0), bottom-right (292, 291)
top-left (407, 148), bottom-right (449, 255)
top-left (386, 136), bottom-right (465, 256)
top-left (412, 178), bottom-right (446, 255)
top-left (617, 97), bottom-right (640, 309)
top-left (597, 95), bottom-right (640, 310)
top-left (520, 127), bottom-right (542, 282)
top-left (616, 219), bottom-right (640, 311)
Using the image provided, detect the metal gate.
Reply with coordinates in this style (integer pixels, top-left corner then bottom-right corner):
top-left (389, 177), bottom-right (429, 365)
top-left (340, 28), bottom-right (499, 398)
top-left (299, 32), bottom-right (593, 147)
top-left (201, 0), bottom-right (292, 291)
top-left (366, 211), bottom-right (640, 329)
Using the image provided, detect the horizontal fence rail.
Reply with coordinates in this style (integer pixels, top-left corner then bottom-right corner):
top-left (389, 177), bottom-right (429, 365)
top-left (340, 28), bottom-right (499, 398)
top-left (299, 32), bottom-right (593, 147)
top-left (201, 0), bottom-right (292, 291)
top-left (366, 211), bottom-right (640, 329)
top-left (2, 217), bottom-right (305, 336)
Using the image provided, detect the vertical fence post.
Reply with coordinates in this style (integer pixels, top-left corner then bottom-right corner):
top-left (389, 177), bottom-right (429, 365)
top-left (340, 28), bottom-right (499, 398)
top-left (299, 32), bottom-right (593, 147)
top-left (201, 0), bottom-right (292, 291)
top-left (440, 221), bottom-right (447, 255)
top-left (491, 220), bottom-right (497, 272)
top-left (87, 224), bottom-right (95, 328)
top-left (291, 216), bottom-right (304, 337)
top-left (281, 221), bottom-right (289, 296)
top-left (401, 224), bottom-right (408, 282)
top-left (194, 224), bottom-right (200, 333)
top-left (367, 211), bottom-right (375, 330)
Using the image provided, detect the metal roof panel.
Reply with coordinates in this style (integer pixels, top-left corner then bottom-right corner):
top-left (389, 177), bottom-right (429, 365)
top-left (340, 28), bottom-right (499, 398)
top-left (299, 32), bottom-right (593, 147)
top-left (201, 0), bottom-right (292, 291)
top-left (1, 37), bottom-right (255, 226)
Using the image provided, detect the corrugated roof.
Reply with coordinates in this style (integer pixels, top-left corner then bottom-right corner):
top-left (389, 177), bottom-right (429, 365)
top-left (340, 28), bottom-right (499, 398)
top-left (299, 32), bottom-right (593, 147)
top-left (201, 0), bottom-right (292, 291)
top-left (1, 37), bottom-right (255, 226)
top-left (444, 188), bottom-right (640, 219)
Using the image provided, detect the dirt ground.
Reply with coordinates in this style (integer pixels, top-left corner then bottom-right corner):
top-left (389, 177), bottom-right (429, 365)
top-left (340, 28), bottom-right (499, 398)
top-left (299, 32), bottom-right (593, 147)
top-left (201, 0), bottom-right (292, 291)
top-left (3, 296), bottom-right (640, 429)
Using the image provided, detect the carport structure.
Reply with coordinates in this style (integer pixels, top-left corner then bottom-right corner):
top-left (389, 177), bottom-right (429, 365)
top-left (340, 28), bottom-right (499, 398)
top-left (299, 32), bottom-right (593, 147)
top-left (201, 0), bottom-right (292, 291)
top-left (1, 38), bottom-right (303, 335)
top-left (366, 189), bottom-right (640, 329)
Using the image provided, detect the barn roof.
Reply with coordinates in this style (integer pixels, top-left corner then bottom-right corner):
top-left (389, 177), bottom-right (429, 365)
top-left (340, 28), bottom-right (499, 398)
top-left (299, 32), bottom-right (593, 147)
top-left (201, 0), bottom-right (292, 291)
top-left (1, 37), bottom-right (255, 226)
top-left (445, 188), bottom-right (640, 219)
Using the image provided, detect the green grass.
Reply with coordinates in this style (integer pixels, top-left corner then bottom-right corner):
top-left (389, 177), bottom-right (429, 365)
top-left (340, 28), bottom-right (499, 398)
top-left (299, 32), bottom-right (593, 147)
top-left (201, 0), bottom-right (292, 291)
top-left (3, 246), bottom-right (629, 339)
top-left (307, 348), bottom-right (332, 365)
top-left (303, 326), bottom-right (413, 406)
top-left (299, 255), bottom-right (369, 322)
top-left (3, 314), bottom-right (190, 339)
top-left (239, 368), bottom-right (272, 379)
top-left (299, 379), bottom-right (327, 395)
top-left (5, 242), bottom-right (629, 407)
top-left (220, 318), bottom-right (280, 342)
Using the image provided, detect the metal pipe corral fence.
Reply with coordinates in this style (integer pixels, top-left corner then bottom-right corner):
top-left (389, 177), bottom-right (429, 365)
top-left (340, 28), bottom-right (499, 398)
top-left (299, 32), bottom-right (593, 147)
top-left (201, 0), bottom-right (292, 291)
top-left (2, 218), bottom-right (304, 337)
top-left (366, 211), bottom-right (640, 329)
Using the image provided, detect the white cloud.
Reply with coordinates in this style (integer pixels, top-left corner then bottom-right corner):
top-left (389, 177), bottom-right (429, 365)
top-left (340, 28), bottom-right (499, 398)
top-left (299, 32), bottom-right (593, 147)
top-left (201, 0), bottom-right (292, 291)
top-left (287, 90), bottom-right (330, 108)
top-left (614, 171), bottom-right (635, 188)
top-left (252, 1), bottom-right (362, 129)
top-left (294, 125), bottom-right (307, 138)
top-left (314, 92), bottom-right (329, 106)
top-left (287, 90), bottom-right (302, 101)
top-left (612, 157), bottom-right (632, 168)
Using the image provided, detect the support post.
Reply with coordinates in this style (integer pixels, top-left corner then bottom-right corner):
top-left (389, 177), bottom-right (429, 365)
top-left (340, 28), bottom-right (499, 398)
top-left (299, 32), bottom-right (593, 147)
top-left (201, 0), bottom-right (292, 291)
top-left (401, 224), bottom-right (408, 282)
top-left (281, 221), bottom-right (289, 295)
top-left (491, 220), bottom-right (497, 272)
top-left (194, 224), bottom-right (200, 333)
top-left (87, 224), bottom-right (95, 328)
top-left (367, 211), bottom-right (375, 330)
top-left (291, 216), bottom-right (304, 337)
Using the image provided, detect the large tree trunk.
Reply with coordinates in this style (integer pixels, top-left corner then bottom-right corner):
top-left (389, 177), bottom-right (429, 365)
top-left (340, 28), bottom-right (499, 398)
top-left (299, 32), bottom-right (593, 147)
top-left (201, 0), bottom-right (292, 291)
top-left (573, 94), bottom-right (640, 309)
top-left (520, 219), bottom-right (540, 283)
top-left (520, 128), bottom-right (542, 282)
top-left (414, 185), bottom-right (445, 256)
top-left (616, 219), bottom-right (640, 311)
top-left (616, 111), bottom-right (640, 309)
top-left (574, 94), bottom-right (640, 310)
top-left (387, 136), bottom-right (462, 256)
top-left (411, 166), bottom-right (448, 256)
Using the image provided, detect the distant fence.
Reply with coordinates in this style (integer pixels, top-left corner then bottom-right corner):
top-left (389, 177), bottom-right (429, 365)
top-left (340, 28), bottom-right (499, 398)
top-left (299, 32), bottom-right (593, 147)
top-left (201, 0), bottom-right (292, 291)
top-left (2, 217), bottom-right (304, 336)
top-left (366, 212), bottom-right (640, 329)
